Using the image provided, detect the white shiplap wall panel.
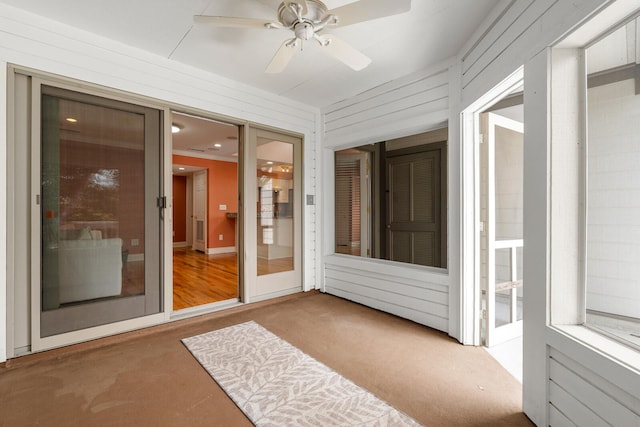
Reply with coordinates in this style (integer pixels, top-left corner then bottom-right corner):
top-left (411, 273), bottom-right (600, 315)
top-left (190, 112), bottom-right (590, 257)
top-left (0, 5), bottom-right (316, 124)
top-left (548, 405), bottom-right (577, 427)
top-left (460, 0), bottom-right (610, 108)
top-left (0, 3), bottom-right (320, 361)
top-left (321, 56), bottom-right (452, 332)
top-left (462, 0), bottom-right (553, 88)
top-left (324, 255), bottom-right (449, 332)
top-left (325, 72), bottom-right (448, 129)
top-left (458, 1), bottom-right (640, 426)
top-left (322, 60), bottom-right (453, 149)
top-left (549, 348), bottom-right (640, 426)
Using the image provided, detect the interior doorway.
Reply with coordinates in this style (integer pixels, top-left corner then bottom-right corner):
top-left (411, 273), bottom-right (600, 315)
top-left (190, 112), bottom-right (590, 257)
top-left (171, 112), bottom-right (240, 311)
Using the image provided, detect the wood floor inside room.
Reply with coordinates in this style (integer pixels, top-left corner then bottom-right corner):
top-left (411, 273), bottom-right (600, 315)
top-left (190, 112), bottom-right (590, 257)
top-left (0, 292), bottom-right (533, 427)
top-left (172, 248), bottom-right (239, 310)
top-left (172, 247), bottom-right (295, 311)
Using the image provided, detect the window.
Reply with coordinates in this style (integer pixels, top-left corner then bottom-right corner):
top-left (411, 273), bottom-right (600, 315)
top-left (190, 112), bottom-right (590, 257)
top-left (584, 19), bottom-right (640, 348)
top-left (334, 129), bottom-right (447, 268)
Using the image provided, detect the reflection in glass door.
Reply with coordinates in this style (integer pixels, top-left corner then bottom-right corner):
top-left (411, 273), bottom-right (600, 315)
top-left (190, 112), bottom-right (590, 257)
top-left (35, 83), bottom-right (162, 346)
top-left (246, 127), bottom-right (302, 300)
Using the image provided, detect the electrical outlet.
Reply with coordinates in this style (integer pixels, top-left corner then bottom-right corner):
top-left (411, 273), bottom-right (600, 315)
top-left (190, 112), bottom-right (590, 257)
top-left (131, 238), bottom-right (139, 246)
top-left (219, 234), bottom-right (223, 241)
top-left (219, 204), bottom-right (227, 211)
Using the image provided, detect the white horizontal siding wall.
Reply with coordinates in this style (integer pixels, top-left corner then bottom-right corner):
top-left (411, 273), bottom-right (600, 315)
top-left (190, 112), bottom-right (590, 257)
top-left (548, 348), bottom-right (640, 426)
top-left (459, 0), bottom-right (612, 108)
top-left (0, 4), bottom-right (320, 363)
top-left (455, 0), bottom-right (640, 426)
top-left (322, 59), bottom-right (453, 149)
top-left (320, 58), bottom-right (452, 335)
top-left (324, 256), bottom-right (449, 332)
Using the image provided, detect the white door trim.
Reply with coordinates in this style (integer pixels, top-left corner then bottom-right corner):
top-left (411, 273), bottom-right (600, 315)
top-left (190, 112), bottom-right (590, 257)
top-left (460, 67), bottom-right (524, 346)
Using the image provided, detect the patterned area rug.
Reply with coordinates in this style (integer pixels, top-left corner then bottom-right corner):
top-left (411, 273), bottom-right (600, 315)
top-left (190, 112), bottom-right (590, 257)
top-left (182, 321), bottom-right (422, 426)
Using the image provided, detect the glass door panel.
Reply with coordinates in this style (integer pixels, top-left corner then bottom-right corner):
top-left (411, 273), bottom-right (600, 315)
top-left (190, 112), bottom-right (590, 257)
top-left (36, 84), bottom-right (162, 340)
top-left (246, 127), bottom-right (301, 300)
top-left (257, 140), bottom-right (294, 275)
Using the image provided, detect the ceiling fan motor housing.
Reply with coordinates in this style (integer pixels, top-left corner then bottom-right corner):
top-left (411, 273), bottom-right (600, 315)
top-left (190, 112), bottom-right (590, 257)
top-left (278, 0), bottom-right (331, 40)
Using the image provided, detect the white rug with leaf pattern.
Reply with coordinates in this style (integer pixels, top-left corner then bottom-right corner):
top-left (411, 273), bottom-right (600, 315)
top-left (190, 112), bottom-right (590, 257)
top-left (182, 321), bottom-right (422, 426)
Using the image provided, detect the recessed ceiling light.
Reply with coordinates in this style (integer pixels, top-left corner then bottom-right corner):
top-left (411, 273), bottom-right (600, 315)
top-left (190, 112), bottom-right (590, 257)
top-left (178, 167), bottom-right (185, 171)
top-left (171, 124), bottom-right (182, 134)
top-left (266, 161), bottom-right (274, 165)
top-left (66, 117), bottom-right (78, 123)
top-left (214, 143), bottom-right (222, 148)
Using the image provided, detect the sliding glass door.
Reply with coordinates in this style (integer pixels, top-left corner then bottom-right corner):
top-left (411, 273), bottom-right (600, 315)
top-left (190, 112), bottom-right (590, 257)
top-left (33, 82), bottom-right (163, 349)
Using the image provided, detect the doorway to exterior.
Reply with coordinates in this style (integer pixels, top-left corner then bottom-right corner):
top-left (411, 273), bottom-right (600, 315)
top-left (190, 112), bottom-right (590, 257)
top-left (171, 112), bottom-right (240, 311)
top-left (461, 67), bottom-right (524, 382)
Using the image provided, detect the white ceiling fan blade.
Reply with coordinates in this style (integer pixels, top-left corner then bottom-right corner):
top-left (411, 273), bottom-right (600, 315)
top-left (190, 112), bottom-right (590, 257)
top-left (315, 34), bottom-right (371, 71)
top-left (194, 15), bottom-right (281, 30)
top-left (329, 0), bottom-right (411, 28)
top-left (265, 38), bottom-right (299, 73)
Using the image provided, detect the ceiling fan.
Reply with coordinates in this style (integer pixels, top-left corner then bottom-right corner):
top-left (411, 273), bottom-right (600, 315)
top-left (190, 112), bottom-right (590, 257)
top-left (194, 0), bottom-right (411, 73)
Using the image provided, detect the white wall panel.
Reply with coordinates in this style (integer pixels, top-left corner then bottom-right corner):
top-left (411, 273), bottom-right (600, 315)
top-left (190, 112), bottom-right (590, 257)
top-left (322, 59), bottom-right (453, 149)
top-left (321, 55), bottom-right (452, 334)
top-left (549, 348), bottom-right (640, 426)
top-left (460, 0), bottom-right (611, 108)
top-left (0, 4), bottom-right (320, 361)
top-left (456, 1), bottom-right (635, 426)
top-left (324, 255), bottom-right (449, 332)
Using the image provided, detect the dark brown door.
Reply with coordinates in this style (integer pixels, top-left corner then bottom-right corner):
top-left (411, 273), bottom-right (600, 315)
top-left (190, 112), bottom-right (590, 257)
top-left (387, 149), bottom-right (442, 267)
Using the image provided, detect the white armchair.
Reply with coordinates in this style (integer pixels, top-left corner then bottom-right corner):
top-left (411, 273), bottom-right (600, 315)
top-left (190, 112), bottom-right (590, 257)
top-left (58, 237), bottom-right (123, 303)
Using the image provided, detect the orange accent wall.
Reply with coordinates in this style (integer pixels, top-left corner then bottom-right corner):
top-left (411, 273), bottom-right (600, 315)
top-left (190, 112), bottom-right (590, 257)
top-left (173, 155), bottom-right (238, 249)
top-left (172, 175), bottom-right (187, 243)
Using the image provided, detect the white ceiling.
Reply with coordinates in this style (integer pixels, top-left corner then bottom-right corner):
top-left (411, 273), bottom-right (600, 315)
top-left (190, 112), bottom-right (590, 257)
top-left (2, 0), bottom-right (501, 108)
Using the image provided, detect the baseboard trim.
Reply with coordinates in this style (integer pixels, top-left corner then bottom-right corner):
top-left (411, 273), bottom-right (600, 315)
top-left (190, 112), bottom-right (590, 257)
top-left (173, 242), bottom-right (189, 248)
top-left (206, 246), bottom-right (237, 255)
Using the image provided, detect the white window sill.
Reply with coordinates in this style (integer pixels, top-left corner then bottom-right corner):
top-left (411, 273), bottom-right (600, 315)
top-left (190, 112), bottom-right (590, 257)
top-left (549, 324), bottom-right (640, 376)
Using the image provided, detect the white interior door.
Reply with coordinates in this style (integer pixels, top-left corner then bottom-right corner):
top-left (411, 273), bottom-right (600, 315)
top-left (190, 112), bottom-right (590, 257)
top-left (244, 127), bottom-right (302, 301)
top-left (481, 112), bottom-right (524, 347)
top-left (193, 169), bottom-right (207, 252)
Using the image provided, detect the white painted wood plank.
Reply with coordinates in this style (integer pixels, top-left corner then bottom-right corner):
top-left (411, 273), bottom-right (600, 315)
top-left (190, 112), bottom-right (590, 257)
top-left (323, 57), bottom-right (454, 116)
top-left (0, 10), bottom-right (317, 130)
top-left (548, 404), bottom-right (578, 427)
top-left (324, 273), bottom-right (447, 313)
top-left (325, 85), bottom-right (448, 134)
top-left (325, 255), bottom-right (449, 286)
top-left (549, 346), bottom-right (640, 413)
top-left (548, 381), bottom-right (609, 427)
top-left (324, 71), bottom-right (448, 126)
top-left (463, 0), bottom-right (554, 87)
top-left (324, 101), bottom-right (449, 148)
top-left (461, 0), bottom-right (608, 107)
top-left (549, 358), bottom-right (639, 426)
top-left (461, 0), bottom-right (535, 75)
top-left (324, 277), bottom-right (448, 318)
top-left (325, 286), bottom-right (448, 332)
top-left (325, 265), bottom-right (448, 302)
